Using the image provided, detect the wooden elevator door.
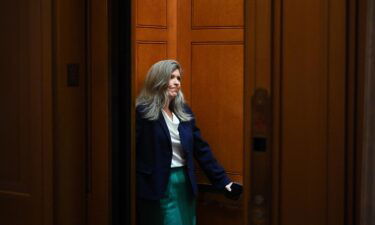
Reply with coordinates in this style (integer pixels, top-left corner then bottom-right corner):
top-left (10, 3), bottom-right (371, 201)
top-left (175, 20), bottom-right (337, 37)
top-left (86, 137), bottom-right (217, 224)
top-left (0, 0), bottom-right (53, 224)
top-left (268, 0), bottom-right (347, 224)
top-left (0, 0), bottom-right (110, 224)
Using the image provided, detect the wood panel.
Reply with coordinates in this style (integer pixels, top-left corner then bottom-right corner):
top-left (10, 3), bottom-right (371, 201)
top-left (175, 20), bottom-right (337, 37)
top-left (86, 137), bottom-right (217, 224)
top-left (136, 0), bottom-right (167, 28)
top-left (191, 43), bottom-right (244, 178)
top-left (277, 0), bottom-right (347, 224)
top-left (0, 0), bottom-right (53, 224)
top-left (180, 0), bottom-right (246, 224)
top-left (191, 29), bottom-right (244, 42)
top-left (196, 193), bottom-right (243, 224)
top-left (281, 2), bottom-right (329, 220)
top-left (133, 0), bottom-right (175, 95)
top-left (178, 1), bottom-right (245, 188)
top-left (135, 42), bottom-right (167, 95)
top-left (192, 0), bottom-right (243, 28)
top-left (135, 27), bottom-right (168, 42)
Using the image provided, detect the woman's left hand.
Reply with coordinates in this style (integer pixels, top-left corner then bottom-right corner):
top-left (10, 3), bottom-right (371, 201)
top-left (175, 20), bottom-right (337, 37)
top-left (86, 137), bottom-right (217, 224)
top-left (224, 182), bottom-right (243, 200)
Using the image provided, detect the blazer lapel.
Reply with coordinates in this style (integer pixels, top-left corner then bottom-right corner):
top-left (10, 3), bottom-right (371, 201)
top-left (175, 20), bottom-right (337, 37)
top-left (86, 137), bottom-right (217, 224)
top-left (177, 119), bottom-right (190, 154)
top-left (157, 112), bottom-right (171, 142)
top-left (159, 112), bottom-right (189, 154)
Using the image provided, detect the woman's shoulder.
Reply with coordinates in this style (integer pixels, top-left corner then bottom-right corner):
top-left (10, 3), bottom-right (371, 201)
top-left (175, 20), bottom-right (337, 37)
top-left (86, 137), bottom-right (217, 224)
top-left (181, 104), bottom-right (195, 122)
top-left (182, 103), bottom-right (193, 114)
top-left (136, 104), bottom-right (157, 122)
top-left (136, 105), bottom-right (148, 120)
top-left (136, 104), bottom-right (151, 115)
top-left (136, 104), bottom-right (145, 113)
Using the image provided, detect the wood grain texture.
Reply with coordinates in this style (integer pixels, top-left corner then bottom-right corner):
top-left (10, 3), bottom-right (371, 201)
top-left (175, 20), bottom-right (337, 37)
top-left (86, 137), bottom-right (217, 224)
top-left (88, 0), bottom-right (111, 224)
top-left (53, 0), bottom-right (87, 223)
top-left (41, 0), bottom-right (53, 223)
top-left (179, 0), bottom-right (246, 224)
top-left (136, 0), bottom-right (167, 27)
top-left (278, 0), bottom-right (347, 224)
top-left (281, 0), bottom-right (329, 223)
top-left (135, 27), bottom-right (168, 42)
top-left (0, 0), bottom-right (53, 224)
top-left (0, 4), bottom-right (22, 184)
top-left (271, 0), bottom-right (282, 223)
top-left (191, 43), bottom-right (244, 176)
top-left (192, 0), bottom-right (243, 28)
top-left (327, 0), bottom-right (346, 223)
top-left (346, 0), bottom-right (358, 224)
top-left (135, 42), bottom-right (167, 95)
top-left (359, 0), bottom-right (375, 224)
top-left (191, 29), bottom-right (243, 42)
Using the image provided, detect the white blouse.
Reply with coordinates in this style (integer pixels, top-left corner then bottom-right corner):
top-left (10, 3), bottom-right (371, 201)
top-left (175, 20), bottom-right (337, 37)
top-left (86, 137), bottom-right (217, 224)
top-left (161, 110), bottom-right (186, 168)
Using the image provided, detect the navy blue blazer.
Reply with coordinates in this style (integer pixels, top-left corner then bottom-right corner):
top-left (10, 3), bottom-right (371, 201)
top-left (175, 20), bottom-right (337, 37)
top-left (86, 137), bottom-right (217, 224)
top-left (136, 105), bottom-right (231, 200)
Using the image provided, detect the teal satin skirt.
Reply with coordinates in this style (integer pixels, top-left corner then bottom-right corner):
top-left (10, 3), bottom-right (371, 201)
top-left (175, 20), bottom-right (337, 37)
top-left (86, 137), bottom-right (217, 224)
top-left (137, 167), bottom-right (196, 225)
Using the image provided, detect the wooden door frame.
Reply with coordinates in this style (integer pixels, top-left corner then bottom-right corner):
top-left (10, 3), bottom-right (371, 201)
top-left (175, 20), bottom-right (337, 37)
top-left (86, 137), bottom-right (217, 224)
top-left (345, 0), bottom-right (371, 223)
top-left (346, 0), bottom-right (375, 224)
top-left (356, 0), bottom-right (375, 224)
top-left (87, 0), bottom-right (133, 224)
top-left (87, 0), bottom-right (111, 224)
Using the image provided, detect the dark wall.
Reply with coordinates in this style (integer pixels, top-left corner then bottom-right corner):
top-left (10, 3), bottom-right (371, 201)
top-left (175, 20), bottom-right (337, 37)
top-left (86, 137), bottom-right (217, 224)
top-left (111, 0), bottom-right (131, 223)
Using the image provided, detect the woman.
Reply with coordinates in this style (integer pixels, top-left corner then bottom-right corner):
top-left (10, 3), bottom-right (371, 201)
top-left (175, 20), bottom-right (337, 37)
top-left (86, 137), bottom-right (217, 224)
top-left (136, 60), bottom-right (241, 225)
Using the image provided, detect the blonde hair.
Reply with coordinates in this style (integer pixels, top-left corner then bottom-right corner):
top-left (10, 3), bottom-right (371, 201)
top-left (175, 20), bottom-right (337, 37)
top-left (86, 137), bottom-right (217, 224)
top-left (136, 60), bottom-right (192, 121)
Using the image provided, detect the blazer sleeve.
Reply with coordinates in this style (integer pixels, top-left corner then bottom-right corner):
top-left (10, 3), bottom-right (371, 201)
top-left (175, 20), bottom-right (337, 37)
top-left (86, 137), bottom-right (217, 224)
top-left (185, 106), bottom-right (231, 189)
top-left (136, 105), bottom-right (153, 166)
top-left (136, 106), bottom-right (144, 148)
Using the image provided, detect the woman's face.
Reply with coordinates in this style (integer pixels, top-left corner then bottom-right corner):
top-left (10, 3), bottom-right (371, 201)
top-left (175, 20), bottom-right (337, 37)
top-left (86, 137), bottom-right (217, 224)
top-left (167, 69), bottom-right (181, 99)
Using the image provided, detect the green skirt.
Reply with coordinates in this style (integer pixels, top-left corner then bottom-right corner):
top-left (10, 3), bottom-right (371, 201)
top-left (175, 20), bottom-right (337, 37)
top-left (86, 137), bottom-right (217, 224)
top-left (137, 167), bottom-right (196, 225)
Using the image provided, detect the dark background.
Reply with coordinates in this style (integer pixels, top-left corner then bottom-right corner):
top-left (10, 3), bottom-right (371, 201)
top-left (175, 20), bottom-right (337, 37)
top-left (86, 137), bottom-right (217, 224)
top-left (111, 0), bottom-right (132, 224)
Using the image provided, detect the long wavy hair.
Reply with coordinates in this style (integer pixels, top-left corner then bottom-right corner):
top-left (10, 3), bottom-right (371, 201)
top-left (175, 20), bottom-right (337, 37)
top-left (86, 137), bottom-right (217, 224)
top-left (136, 60), bottom-right (192, 121)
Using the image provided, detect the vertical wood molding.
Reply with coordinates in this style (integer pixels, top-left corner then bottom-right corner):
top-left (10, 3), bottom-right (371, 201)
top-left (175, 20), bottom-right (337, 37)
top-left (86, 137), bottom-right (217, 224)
top-left (42, 0), bottom-right (53, 224)
top-left (89, 0), bottom-right (110, 224)
top-left (244, 0), bottom-right (256, 224)
top-left (359, 0), bottom-right (375, 223)
top-left (271, 0), bottom-right (282, 224)
top-left (327, 0), bottom-right (346, 224)
top-left (346, 0), bottom-right (358, 223)
top-left (274, 0), bottom-right (347, 224)
top-left (254, 0), bottom-right (271, 89)
top-left (53, 0), bottom-right (87, 222)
